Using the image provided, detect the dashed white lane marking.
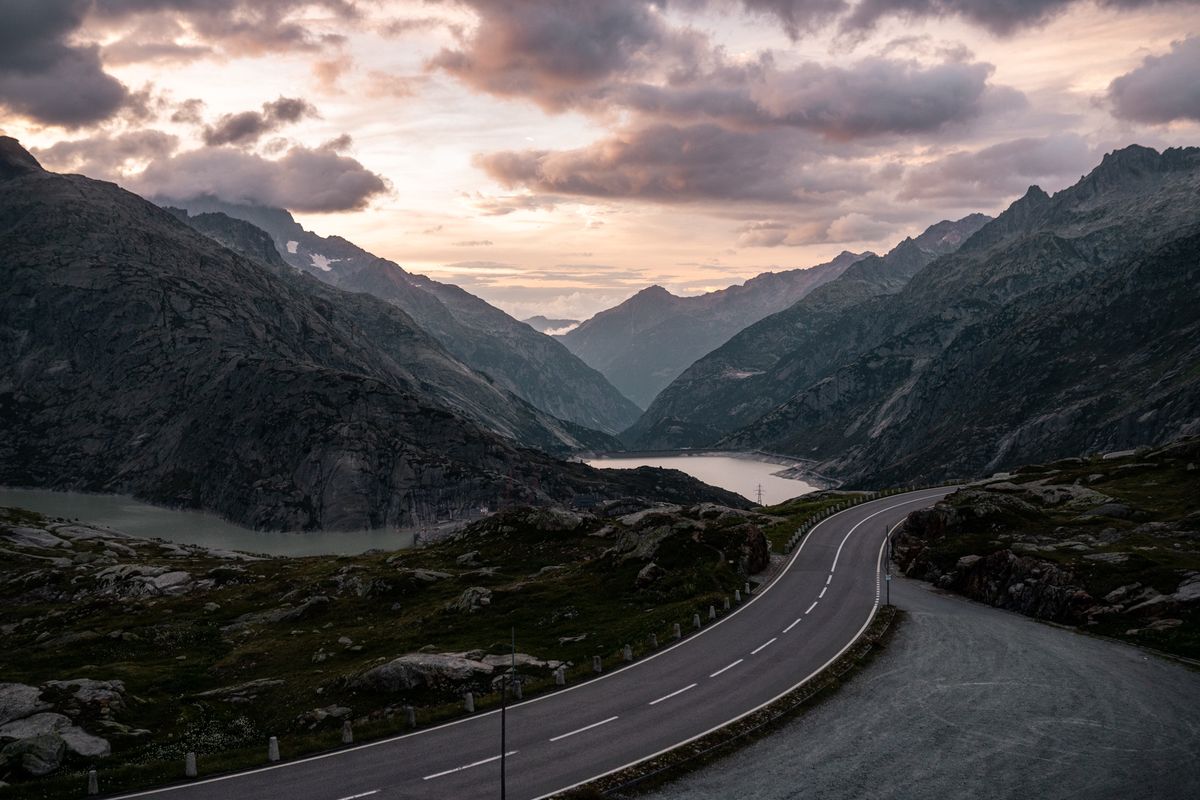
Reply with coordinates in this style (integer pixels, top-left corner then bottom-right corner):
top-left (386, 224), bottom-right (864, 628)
top-left (805, 601), bottom-right (819, 614)
top-left (783, 617), bottom-right (803, 633)
top-left (750, 637), bottom-right (777, 655)
top-left (549, 716), bottom-right (619, 742)
top-left (335, 792), bottom-right (378, 800)
top-left (819, 586), bottom-right (827, 599)
top-left (649, 683), bottom-right (698, 706)
top-left (826, 574), bottom-right (832, 585)
top-left (423, 752), bottom-right (517, 781)
top-left (709, 659), bottom-right (743, 678)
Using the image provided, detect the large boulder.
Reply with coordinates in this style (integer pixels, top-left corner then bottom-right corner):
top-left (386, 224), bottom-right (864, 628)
top-left (447, 587), bottom-right (493, 613)
top-left (0, 712), bottom-right (111, 759)
top-left (352, 653), bottom-right (494, 693)
top-left (0, 735), bottom-right (65, 777)
top-left (0, 684), bottom-right (48, 726)
top-left (42, 679), bottom-right (126, 715)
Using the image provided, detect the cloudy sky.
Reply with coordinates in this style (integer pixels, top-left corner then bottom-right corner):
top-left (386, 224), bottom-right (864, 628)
top-left (3, 1), bottom-right (1199, 320)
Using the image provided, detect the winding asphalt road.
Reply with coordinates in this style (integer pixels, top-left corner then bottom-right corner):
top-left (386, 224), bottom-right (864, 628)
top-left (112, 488), bottom-right (951, 800)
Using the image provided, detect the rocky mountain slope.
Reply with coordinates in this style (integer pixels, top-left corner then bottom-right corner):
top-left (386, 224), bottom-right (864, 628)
top-left (0, 137), bottom-right (743, 530)
top-left (895, 439), bottom-right (1200, 658)
top-left (159, 197), bottom-right (641, 434)
top-left (626, 215), bottom-right (991, 447)
top-left (560, 251), bottom-right (869, 408)
top-left (713, 146), bottom-right (1200, 486)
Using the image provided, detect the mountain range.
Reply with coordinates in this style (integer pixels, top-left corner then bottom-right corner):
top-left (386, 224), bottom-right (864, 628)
top-left (149, 196), bottom-right (642, 435)
top-left (630, 145), bottom-right (1200, 487)
top-left (559, 250), bottom-right (871, 407)
top-left (0, 137), bottom-right (745, 530)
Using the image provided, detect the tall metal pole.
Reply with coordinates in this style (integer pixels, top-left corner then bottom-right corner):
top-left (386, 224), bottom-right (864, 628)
top-left (885, 524), bottom-right (891, 606)
top-left (501, 626), bottom-right (514, 800)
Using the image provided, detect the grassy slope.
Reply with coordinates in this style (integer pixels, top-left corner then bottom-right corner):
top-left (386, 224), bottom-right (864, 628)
top-left (0, 502), bottom-right (783, 797)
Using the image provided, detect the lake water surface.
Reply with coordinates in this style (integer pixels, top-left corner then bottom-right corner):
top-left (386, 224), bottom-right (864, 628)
top-left (0, 487), bottom-right (413, 556)
top-left (583, 454), bottom-right (816, 505)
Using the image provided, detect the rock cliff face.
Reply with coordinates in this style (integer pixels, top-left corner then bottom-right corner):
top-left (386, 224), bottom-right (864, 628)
top-left (560, 251), bottom-right (869, 408)
top-left (626, 215), bottom-right (990, 448)
top-left (634, 146), bottom-right (1200, 487)
top-left (157, 196), bottom-right (642, 434)
top-left (0, 138), bottom-right (742, 530)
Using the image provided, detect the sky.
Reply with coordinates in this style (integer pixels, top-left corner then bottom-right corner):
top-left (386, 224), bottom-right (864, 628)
top-left (3, 1), bottom-right (1199, 322)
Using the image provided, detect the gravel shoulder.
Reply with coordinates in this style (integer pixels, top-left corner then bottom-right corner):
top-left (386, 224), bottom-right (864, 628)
top-left (646, 577), bottom-right (1200, 800)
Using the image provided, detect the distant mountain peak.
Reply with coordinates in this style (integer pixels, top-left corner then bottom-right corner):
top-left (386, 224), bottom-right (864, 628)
top-left (638, 284), bottom-right (675, 298)
top-left (0, 136), bottom-right (43, 180)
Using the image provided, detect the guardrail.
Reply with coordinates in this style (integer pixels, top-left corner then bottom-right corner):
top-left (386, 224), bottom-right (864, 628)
top-left (782, 483), bottom-right (963, 554)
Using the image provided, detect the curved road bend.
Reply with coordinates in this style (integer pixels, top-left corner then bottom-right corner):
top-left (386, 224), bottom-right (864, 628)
top-left (113, 488), bottom-right (952, 800)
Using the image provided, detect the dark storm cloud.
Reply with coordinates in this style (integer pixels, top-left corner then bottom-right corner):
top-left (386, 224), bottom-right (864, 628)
top-left (0, 0), bottom-right (359, 127)
top-left (841, 0), bottom-right (1198, 37)
top-left (751, 58), bottom-right (998, 138)
top-left (89, 0), bottom-right (360, 56)
top-left (34, 129), bottom-right (180, 178)
top-left (477, 123), bottom-right (830, 204)
top-left (738, 0), bottom-right (849, 38)
top-left (898, 133), bottom-right (1096, 202)
top-left (0, 0), bottom-right (128, 126)
top-left (202, 97), bottom-right (319, 146)
top-left (428, 0), bottom-right (678, 111)
top-left (134, 142), bottom-right (387, 212)
top-left (1107, 35), bottom-right (1200, 124)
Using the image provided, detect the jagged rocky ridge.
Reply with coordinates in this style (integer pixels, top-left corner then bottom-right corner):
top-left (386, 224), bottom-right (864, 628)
top-left (0, 137), bottom-right (746, 530)
top-left (560, 251), bottom-right (869, 408)
top-left (626, 214), bottom-right (991, 447)
top-left (158, 196), bottom-right (642, 434)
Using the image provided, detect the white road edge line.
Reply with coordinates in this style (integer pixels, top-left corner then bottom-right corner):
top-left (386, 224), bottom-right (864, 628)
top-left (101, 490), bottom-right (946, 800)
top-left (805, 601), bottom-right (818, 614)
top-left (532, 494), bottom-right (947, 800)
top-left (819, 586), bottom-right (827, 599)
top-left (709, 659), bottom-right (743, 678)
top-left (549, 716), bottom-right (619, 742)
top-left (783, 617), bottom-right (803, 633)
top-left (826, 575), bottom-right (832, 585)
top-left (422, 751), bottom-right (517, 781)
top-left (335, 792), bottom-right (378, 800)
top-left (750, 637), bottom-right (777, 655)
top-left (649, 683), bottom-right (698, 706)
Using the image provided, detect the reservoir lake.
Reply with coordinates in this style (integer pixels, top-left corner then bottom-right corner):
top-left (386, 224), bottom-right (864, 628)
top-left (584, 453), bottom-right (816, 505)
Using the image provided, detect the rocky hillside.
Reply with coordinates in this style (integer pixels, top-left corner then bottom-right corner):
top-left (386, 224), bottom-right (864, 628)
top-left (895, 439), bottom-right (1200, 658)
top-left (0, 137), bottom-right (743, 530)
top-left (0, 501), bottom-right (769, 791)
top-left (714, 146), bottom-right (1200, 485)
top-left (561, 251), bottom-right (868, 408)
top-left (159, 197), bottom-right (641, 434)
top-left (626, 215), bottom-right (990, 447)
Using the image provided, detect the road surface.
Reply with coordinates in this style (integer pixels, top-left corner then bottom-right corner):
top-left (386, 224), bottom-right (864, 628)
top-left (648, 576), bottom-right (1200, 800)
top-left (112, 489), bottom-right (951, 800)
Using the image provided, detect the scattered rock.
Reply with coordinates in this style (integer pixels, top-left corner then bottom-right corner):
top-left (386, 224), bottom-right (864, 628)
top-left (0, 683), bottom-right (49, 726)
top-left (352, 654), bottom-right (493, 693)
top-left (447, 586), bottom-right (493, 613)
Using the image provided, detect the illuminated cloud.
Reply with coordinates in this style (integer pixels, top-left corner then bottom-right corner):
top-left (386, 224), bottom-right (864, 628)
top-left (1107, 35), bottom-right (1200, 124)
top-left (135, 142), bottom-right (387, 212)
